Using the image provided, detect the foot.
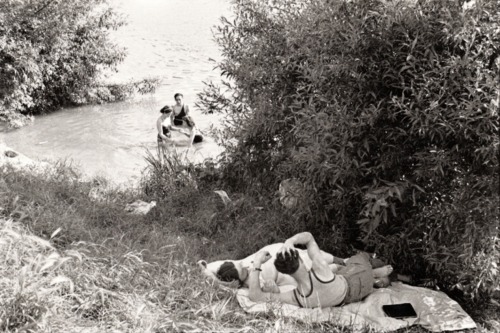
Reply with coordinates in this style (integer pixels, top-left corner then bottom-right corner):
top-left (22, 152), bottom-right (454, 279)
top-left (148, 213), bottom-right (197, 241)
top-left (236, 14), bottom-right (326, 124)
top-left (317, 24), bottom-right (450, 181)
top-left (374, 276), bottom-right (391, 288)
top-left (373, 265), bottom-right (393, 278)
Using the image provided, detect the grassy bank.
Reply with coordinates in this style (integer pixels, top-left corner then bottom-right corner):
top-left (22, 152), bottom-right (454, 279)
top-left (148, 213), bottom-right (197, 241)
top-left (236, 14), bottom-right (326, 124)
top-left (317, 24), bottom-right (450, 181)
top-left (0, 161), bottom-right (498, 332)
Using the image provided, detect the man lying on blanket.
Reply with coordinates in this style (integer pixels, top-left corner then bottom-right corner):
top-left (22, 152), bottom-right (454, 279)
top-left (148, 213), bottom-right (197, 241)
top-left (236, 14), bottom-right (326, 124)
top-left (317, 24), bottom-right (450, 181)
top-left (198, 232), bottom-right (392, 296)
top-left (199, 242), bottom-right (346, 292)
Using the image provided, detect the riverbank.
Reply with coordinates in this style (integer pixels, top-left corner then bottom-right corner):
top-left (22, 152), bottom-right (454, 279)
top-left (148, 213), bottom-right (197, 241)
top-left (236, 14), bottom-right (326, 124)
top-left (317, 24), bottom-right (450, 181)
top-left (0, 0), bottom-right (231, 186)
top-left (0, 151), bottom-right (283, 332)
top-left (0, 143), bottom-right (52, 174)
top-left (0, 150), bottom-right (499, 332)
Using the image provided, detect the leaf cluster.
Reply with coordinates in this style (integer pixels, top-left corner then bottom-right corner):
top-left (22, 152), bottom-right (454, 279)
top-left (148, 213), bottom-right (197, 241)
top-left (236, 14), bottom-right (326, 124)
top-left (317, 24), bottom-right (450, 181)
top-left (200, 0), bottom-right (499, 299)
top-left (0, 0), bottom-right (152, 127)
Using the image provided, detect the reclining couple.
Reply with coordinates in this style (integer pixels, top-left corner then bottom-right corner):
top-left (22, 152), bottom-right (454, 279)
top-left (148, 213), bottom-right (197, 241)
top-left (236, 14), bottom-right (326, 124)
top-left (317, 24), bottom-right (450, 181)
top-left (199, 232), bottom-right (393, 309)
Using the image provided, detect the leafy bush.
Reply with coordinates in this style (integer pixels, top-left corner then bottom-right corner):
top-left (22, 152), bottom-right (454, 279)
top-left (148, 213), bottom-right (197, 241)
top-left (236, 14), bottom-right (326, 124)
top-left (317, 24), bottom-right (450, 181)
top-left (0, 0), bottom-right (159, 127)
top-left (199, 0), bottom-right (499, 299)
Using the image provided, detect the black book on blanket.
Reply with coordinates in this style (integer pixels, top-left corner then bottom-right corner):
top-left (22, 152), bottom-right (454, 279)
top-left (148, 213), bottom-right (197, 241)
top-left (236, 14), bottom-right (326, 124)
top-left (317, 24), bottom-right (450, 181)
top-left (382, 303), bottom-right (417, 319)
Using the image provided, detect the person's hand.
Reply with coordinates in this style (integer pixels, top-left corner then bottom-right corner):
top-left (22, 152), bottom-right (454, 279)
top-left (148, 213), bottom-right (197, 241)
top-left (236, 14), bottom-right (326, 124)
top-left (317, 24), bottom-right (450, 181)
top-left (279, 241), bottom-right (295, 256)
top-left (262, 279), bottom-right (280, 293)
top-left (254, 251), bottom-right (272, 265)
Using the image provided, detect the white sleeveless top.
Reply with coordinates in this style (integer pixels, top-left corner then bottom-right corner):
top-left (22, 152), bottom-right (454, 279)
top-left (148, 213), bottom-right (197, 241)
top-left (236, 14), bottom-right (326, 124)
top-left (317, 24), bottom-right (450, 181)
top-left (161, 116), bottom-right (171, 128)
top-left (293, 269), bottom-right (348, 308)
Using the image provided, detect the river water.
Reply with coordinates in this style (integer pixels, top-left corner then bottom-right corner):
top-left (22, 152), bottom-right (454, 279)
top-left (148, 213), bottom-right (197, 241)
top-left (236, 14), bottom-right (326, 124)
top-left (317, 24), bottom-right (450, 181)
top-left (0, 0), bottom-right (232, 186)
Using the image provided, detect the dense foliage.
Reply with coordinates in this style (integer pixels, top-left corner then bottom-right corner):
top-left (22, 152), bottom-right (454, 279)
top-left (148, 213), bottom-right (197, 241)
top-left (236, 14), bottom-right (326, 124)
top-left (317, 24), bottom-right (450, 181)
top-left (198, 0), bottom-right (499, 300)
top-left (0, 0), bottom-right (158, 127)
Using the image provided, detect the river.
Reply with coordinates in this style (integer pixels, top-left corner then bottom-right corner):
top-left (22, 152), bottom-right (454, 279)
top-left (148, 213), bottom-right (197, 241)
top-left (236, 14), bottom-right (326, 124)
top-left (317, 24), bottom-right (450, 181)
top-left (0, 0), bottom-right (232, 186)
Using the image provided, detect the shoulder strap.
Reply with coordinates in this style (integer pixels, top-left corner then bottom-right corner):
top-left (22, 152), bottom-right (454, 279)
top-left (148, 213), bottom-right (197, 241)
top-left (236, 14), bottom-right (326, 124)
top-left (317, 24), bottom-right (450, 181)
top-left (293, 289), bottom-right (304, 308)
top-left (311, 268), bottom-right (336, 284)
top-left (292, 271), bottom-right (314, 299)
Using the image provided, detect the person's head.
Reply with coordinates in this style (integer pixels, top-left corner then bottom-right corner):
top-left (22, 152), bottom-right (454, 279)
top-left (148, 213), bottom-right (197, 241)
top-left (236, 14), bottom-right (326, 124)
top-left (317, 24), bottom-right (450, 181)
top-left (174, 93), bottom-right (184, 105)
top-left (274, 249), bottom-right (300, 275)
top-left (160, 105), bottom-right (173, 114)
top-left (198, 259), bottom-right (246, 288)
top-left (215, 261), bottom-right (248, 286)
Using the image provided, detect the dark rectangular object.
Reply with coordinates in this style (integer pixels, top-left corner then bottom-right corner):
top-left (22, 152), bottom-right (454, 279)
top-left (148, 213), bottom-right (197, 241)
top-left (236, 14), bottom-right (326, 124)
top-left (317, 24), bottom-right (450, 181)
top-left (382, 303), bottom-right (417, 319)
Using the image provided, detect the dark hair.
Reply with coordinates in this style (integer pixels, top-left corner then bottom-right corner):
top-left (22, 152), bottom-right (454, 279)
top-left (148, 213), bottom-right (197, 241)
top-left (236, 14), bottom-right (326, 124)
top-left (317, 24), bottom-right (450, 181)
top-left (216, 261), bottom-right (241, 285)
top-left (274, 249), bottom-right (300, 275)
top-left (160, 105), bottom-right (172, 114)
top-left (174, 93), bottom-right (183, 99)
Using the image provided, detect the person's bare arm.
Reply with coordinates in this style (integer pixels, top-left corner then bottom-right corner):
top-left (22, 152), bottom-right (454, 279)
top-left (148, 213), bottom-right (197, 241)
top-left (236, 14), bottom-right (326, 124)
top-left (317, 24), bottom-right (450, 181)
top-left (248, 251), bottom-right (299, 305)
top-left (184, 110), bottom-right (196, 147)
top-left (167, 119), bottom-right (184, 133)
top-left (282, 232), bottom-right (333, 278)
top-left (169, 126), bottom-right (190, 137)
top-left (187, 125), bottom-right (196, 147)
top-left (320, 250), bottom-right (346, 265)
top-left (282, 232), bottom-right (321, 261)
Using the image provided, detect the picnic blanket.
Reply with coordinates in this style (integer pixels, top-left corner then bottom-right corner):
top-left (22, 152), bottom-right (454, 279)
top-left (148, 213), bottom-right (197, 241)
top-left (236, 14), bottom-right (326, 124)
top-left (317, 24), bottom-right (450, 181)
top-left (236, 282), bottom-right (476, 332)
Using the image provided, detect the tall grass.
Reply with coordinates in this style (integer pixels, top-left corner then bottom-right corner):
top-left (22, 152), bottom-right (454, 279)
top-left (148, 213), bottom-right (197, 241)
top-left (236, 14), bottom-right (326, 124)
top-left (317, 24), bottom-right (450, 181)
top-left (0, 161), bottom-right (497, 332)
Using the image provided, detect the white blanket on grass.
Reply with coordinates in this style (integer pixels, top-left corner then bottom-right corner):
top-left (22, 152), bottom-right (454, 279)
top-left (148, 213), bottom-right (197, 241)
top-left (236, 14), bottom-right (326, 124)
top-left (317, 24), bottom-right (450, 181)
top-left (236, 282), bottom-right (476, 332)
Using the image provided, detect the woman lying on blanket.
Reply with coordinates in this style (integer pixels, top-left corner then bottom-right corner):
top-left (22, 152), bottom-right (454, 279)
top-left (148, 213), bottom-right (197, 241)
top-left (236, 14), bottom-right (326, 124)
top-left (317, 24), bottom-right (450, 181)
top-left (247, 232), bottom-right (393, 308)
top-left (198, 238), bottom-right (390, 293)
